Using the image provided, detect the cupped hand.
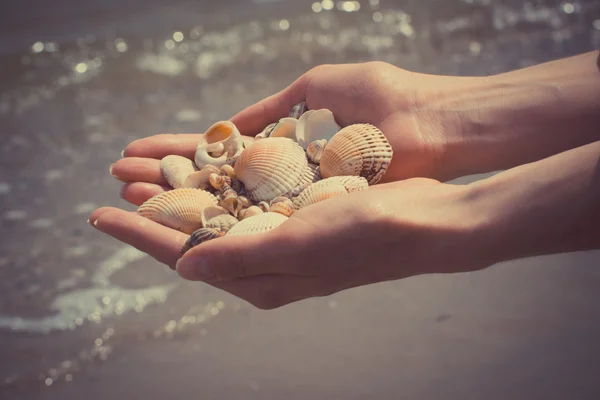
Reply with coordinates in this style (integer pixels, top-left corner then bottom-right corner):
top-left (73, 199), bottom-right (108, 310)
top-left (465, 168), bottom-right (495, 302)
top-left (89, 177), bottom-right (491, 309)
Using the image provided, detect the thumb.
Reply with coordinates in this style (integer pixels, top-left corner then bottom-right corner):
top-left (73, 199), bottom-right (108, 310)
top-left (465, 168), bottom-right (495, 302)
top-left (175, 229), bottom-right (298, 282)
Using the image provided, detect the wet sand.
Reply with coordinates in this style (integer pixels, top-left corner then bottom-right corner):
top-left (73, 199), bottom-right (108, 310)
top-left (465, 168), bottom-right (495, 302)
top-left (1, 1), bottom-right (599, 399)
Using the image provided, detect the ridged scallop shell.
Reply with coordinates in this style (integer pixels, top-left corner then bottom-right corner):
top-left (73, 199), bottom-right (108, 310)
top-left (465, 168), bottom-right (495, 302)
top-left (180, 228), bottom-right (224, 255)
top-left (292, 176), bottom-right (368, 210)
top-left (195, 121), bottom-right (245, 169)
top-left (137, 188), bottom-right (218, 234)
top-left (161, 155), bottom-right (199, 189)
top-left (204, 214), bottom-right (239, 232)
top-left (226, 212), bottom-right (288, 237)
top-left (234, 137), bottom-right (308, 202)
top-left (183, 165), bottom-right (220, 189)
top-left (269, 118), bottom-right (298, 141)
top-left (306, 139), bottom-right (327, 164)
top-left (296, 109), bottom-right (340, 150)
top-left (320, 124), bottom-right (393, 185)
top-left (287, 162), bottom-right (322, 197)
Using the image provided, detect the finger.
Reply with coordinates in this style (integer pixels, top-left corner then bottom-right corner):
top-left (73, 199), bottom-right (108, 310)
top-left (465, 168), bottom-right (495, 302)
top-left (110, 157), bottom-right (166, 184)
top-left (120, 182), bottom-right (170, 206)
top-left (207, 274), bottom-right (321, 310)
top-left (90, 207), bottom-right (188, 268)
top-left (123, 134), bottom-right (202, 159)
top-left (175, 222), bottom-right (313, 282)
top-left (230, 74), bottom-right (310, 137)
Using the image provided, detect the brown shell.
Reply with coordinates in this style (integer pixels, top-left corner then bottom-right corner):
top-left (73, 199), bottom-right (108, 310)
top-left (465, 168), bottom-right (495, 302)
top-left (180, 228), bottom-right (224, 255)
top-left (137, 188), bottom-right (218, 234)
top-left (320, 124), bottom-right (393, 184)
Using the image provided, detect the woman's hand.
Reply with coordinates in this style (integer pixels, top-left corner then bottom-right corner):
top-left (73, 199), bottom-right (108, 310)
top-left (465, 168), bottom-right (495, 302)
top-left (89, 178), bottom-right (490, 309)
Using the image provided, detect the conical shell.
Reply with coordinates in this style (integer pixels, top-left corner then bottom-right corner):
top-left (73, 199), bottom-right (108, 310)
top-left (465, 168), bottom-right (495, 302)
top-left (180, 228), bottom-right (224, 255)
top-left (204, 214), bottom-right (239, 232)
top-left (137, 188), bottom-right (218, 234)
top-left (296, 109), bottom-right (340, 150)
top-left (320, 124), bottom-right (393, 185)
top-left (306, 139), bottom-right (327, 164)
top-left (292, 176), bottom-right (368, 210)
top-left (269, 118), bottom-right (298, 141)
top-left (183, 165), bottom-right (220, 189)
top-left (234, 137), bottom-right (308, 202)
top-left (201, 205), bottom-right (230, 227)
top-left (161, 155), bottom-right (199, 189)
top-left (226, 212), bottom-right (288, 237)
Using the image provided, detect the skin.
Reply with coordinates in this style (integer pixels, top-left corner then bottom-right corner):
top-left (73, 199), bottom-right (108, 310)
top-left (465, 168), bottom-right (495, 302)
top-left (90, 51), bottom-right (600, 309)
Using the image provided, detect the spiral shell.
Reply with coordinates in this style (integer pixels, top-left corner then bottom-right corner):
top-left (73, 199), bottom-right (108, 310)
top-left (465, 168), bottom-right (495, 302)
top-left (234, 137), bottom-right (308, 202)
top-left (161, 155), bottom-right (198, 189)
top-left (292, 176), bottom-right (368, 210)
top-left (195, 121), bottom-right (245, 169)
top-left (226, 212), bottom-right (288, 237)
top-left (320, 124), bottom-right (393, 185)
top-left (137, 189), bottom-right (218, 234)
top-left (180, 228), bottom-right (224, 255)
top-left (183, 165), bottom-right (220, 189)
top-left (204, 214), bottom-right (239, 232)
top-left (296, 109), bottom-right (340, 150)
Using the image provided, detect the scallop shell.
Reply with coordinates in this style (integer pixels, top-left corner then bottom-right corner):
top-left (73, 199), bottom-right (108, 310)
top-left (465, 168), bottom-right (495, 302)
top-left (183, 165), bottom-right (220, 189)
top-left (234, 137), bottom-right (308, 202)
top-left (137, 188), bottom-right (218, 234)
top-left (287, 162), bottom-right (322, 197)
top-left (269, 118), bottom-right (298, 141)
top-left (195, 121), bottom-right (245, 169)
top-left (201, 205), bottom-right (230, 227)
top-left (226, 212), bottom-right (288, 237)
top-left (296, 109), bottom-right (340, 150)
top-left (292, 176), bottom-right (368, 210)
top-left (161, 155), bottom-right (199, 189)
top-left (180, 228), bottom-right (224, 255)
top-left (306, 139), bottom-right (327, 164)
top-left (204, 214), bottom-right (239, 232)
top-left (320, 124), bottom-right (393, 185)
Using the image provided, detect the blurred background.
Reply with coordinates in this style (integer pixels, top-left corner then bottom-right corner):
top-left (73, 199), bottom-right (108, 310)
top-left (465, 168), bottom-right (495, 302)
top-left (0, 0), bottom-right (599, 398)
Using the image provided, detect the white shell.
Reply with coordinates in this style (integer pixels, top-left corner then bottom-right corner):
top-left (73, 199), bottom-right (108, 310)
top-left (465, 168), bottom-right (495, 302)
top-left (269, 118), bottom-right (298, 141)
top-left (161, 155), bottom-right (199, 189)
top-left (225, 212), bottom-right (288, 237)
top-left (234, 137), bottom-right (308, 202)
top-left (137, 189), bottom-right (218, 234)
top-left (183, 165), bottom-right (220, 189)
top-left (306, 139), bottom-right (327, 164)
top-left (320, 124), bottom-right (393, 185)
top-left (200, 205), bottom-right (230, 227)
top-left (293, 176), bottom-right (368, 210)
top-left (204, 214), bottom-right (239, 232)
top-left (238, 205), bottom-right (263, 220)
top-left (296, 109), bottom-right (340, 150)
top-left (195, 121), bottom-right (245, 169)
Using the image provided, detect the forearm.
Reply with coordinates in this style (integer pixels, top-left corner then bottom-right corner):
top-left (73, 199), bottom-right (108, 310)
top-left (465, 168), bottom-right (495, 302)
top-left (416, 51), bottom-right (600, 180)
top-left (470, 141), bottom-right (600, 265)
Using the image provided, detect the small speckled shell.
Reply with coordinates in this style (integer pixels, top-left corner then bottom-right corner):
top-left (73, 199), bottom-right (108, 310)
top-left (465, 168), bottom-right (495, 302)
top-left (161, 155), bottom-right (199, 189)
top-left (306, 139), bottom-right (327, 164)
top-left (180, 228), bottom-right (224, 255)
top-left (137, 189), bottom-right (218, 234)
top-left (204, 214), bottom-right (239, 232)
top-left (289, 101), bottom-right (307, 119)
top-left (234, 137), bottom-right (308, 202)
top-left (320, 124), bottom-right (393, 185)
top-left (292, 176), bottom-right (368, 210)
top-left (226, 212), bottom-right (288, 237)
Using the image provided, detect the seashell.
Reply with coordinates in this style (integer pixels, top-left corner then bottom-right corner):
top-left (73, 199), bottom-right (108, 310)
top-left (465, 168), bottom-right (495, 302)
top-left (270, 197), bottom-right (294, 217)
top-left (320, 124), bottom-right (393, 185)
top-left (218, 184), bottom-right (239, 216)
top-left (183, 165), bottom-right (220, 189)
top-left (257, 122), bottom-right (277, 139)
top-left (201, 205), bottom-right (230, 227)
top-left (238, 205), bottom-right (263, 220)
top-left (270, 196), bottom-right (292, 206)
top-left (234, 137), bottom-right (308, 202)
top-left (204, 214), bottom-right (239, 232)
top-left (289, 101), bottom-right (307, 119)
top-left (306, 139), bottom-right (327, 164)
top-left (269, 118), bottom-right (298, 141)
top-left (226, 212), bottom-right (288, 237)
top-left (292, 176), bottom-right (368, 210)
top-left (161, 155), bottom-right (199, 189)
top-left (180, 228), bottom-right (224, 255)
top-left (220, 164), bottom-right (236, 179)
top-left (257, 201), bottom-right (270, 213)
top-left (296, 109), bottom-right (340, 150)
top-left (287, 162), bottom-right (322, 197)
top-left (237, 196), bottom-right (252, 209)
top-left (137, 188), bottom-right (218, 234)
top-left (195, 121), bottom-right (245, 169)
top-left (209, 173), bottom-right (231, 190)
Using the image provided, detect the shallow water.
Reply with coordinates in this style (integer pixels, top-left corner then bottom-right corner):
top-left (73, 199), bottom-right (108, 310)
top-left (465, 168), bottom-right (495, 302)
top-left (1, 1), bottom-right (599, 399)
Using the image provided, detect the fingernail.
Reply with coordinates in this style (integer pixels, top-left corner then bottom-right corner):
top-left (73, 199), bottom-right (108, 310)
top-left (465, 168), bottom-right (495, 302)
top-left (93, 219), bottom-right (99, 227)
top-left (120, 150), bottom-right (125, 158)
top-left (176, 256), bottom-right (213, 281)
top-left (109, 163), bottom-right (116, 177)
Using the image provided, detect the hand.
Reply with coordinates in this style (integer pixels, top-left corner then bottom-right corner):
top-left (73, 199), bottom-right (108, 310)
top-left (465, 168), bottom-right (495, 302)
top-left (89, 177), bottom-right (491, 309)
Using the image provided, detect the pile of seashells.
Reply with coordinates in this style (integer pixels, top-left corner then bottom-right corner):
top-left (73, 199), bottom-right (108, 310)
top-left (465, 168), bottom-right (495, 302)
top-left (136, 103), bottom-right (393, 255)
